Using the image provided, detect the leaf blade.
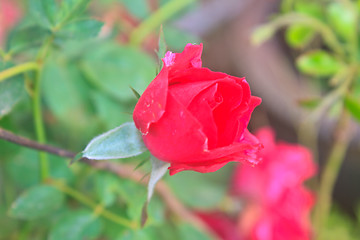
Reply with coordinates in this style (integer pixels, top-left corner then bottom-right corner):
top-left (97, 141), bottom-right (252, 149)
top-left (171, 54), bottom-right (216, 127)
top-left (344, 94), bottom-right (360, 123)
top-left (8, 185), bottom-right (64, 220)
top-left (82, 122), bottom-right (147, 160)
top-left (296, 50), bottom-right (342, 77)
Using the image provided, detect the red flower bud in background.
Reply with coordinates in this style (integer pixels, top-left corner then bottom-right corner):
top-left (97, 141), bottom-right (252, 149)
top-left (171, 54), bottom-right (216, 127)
top-left (196, 211), bottom-right (240, 240)
top-left (232, 128), bottom-right (317, 240)
top-left (133, 43), bottom-right (262, 175)
top-left (0, 0), bottom-right (22, 46)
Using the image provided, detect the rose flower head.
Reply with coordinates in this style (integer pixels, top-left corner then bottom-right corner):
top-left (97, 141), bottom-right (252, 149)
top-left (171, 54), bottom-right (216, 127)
top-left (232, 127), bottom-right (317, 240)
top-left (133, 43), bottom-right (262, 175)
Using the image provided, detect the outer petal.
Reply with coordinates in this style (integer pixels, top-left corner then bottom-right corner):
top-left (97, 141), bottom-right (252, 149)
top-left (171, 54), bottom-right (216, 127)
top-left (169, 67), bottom-right (227, 85)
top-left (133, 67), bottom-right (168, 134)
top-left (142, 92), bottom-right (208, 162)
top-left (168, 134), bottom-right (262, 175)
top-left (164, 43), bottom-right (203, 73)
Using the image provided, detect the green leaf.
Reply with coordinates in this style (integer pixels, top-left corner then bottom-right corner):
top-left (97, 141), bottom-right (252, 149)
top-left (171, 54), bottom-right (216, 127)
top-left (42, 58), bottom-right (93, 130)
top-left (57, 19), bottom-right (103, 40)
top-left (285, 24), bottom-right (315, 48)
top-left (0, 207), bottom-right (18, 239)
top-left (29, 0), bottom-right (57, 29)
top-left (82, 122), bottom-right (147, 160)
top-left (95, 172), bottom-right (119, 207)
top-left (322, 208), bottom-right (358, 240)
top-left (6, 148), bottom-right (73, 187)
top-left (142, 156), bottom-right (169, 226)
top-left (120, 228), bottom-right (154, 240)
top-left (294, 1), bottom-right (323, 19)
top-left (344, 94), bottom-right (360, 123)
top-left (48, 210), bottom-right (102, 240)
top-left (178, 223), bottom-right (211, 240)
top-left (6, 23), bottom-right (50, 53)
top-left (327, 2), bottom-right (356, 41)
top-left (166, 166), bottom-right (228, 208)
top-left (81, 43), bottom-right (156, 101)
top-left (49, 155), bottom-right (75, 183)
top-left (115, 179), bottom-right (147, 220)
top-left (0, 64), bottom-right (25, 118)
top-left (120, 0), bottom-right (151, 20)
top-left (42, 59), bottom-right (81, 118)
top-left (5, 149), bottom-right (40, 188)
top-left (57, 0), bottom-right (91, 25)
top-left (296, 50), bottom-right (342, 77)
top-left (91, 92), bottom-right (133, 129)
top-left (8, 185), bottom-right (64, 220)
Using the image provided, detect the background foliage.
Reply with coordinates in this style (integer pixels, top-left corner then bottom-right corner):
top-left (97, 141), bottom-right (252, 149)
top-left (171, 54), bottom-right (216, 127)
top-left (0, 0), bottom-right (222, 239)
top-left (2, 0), bottom-right (360, 239)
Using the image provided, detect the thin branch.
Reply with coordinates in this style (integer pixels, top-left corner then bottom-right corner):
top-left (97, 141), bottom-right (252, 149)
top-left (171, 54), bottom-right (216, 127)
top-left (0, 127), bottom-right (217, 239)
top-left (313, 111), bottom-right (352, 239)
top-left (0, 62), bottom-right (39, 82)
top-left (0, 128), bottom-right (75, 158)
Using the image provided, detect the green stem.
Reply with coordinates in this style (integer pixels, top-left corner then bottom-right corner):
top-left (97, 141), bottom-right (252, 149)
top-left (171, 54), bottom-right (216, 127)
top-left (32, 69), bottom-right (49, 181)
top-left (129, 0), bottom-right (195, 46)
top-left (0, 62), bottom-right (39, 82)
top-left (349, 1), bottom-right (358, 63)
top-left (313, 111), bottom-right (352, 239)
top-left (49, 180), bottom-right (137, 230)
top-left (263, 13), bottom-right (345, 57)
top-left (298, 68), bottom-right (354, 154)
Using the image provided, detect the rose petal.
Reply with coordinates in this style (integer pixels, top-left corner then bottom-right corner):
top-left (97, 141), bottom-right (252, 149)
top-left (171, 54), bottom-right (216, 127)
top-left (213, 79), bottom-right (245, 146)
top-left (169, 161), bottom-right (229, 175)
top-left (187, 84), bottom-right (219, 148)
top-left (142, 92), bottom-right (208, 162)
top-left (133, 67), bottom-right (168, 134)
top-left (168, 136), bottom-right (262, 175)
top-left (169, 80), bottom-right (218, 108)
top-left (169, 68), bottom-right (227, 85)
top-left (164, 43), bottom-right (203, 73)
top-left (236, 96), bottom-right (262, 141)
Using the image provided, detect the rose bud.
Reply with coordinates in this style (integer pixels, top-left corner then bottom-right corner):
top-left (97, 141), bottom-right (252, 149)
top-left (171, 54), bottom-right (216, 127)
top-left (133, 43), bottom-right (262, 175)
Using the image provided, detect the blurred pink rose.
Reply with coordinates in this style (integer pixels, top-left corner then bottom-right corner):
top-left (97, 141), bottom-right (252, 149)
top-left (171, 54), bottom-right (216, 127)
top-left (0, 0), bottom-right (22, 46)
top-left (196, 211), bottom-right (241, 240)
top-left (233, 127), bottom-right (317, 240)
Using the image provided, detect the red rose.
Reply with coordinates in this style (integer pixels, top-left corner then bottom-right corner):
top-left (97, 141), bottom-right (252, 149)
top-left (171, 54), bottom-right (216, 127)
top-left (233, 127), bottom-right (317, 240)
top-left (133, 43), bottom-right (262, 175)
